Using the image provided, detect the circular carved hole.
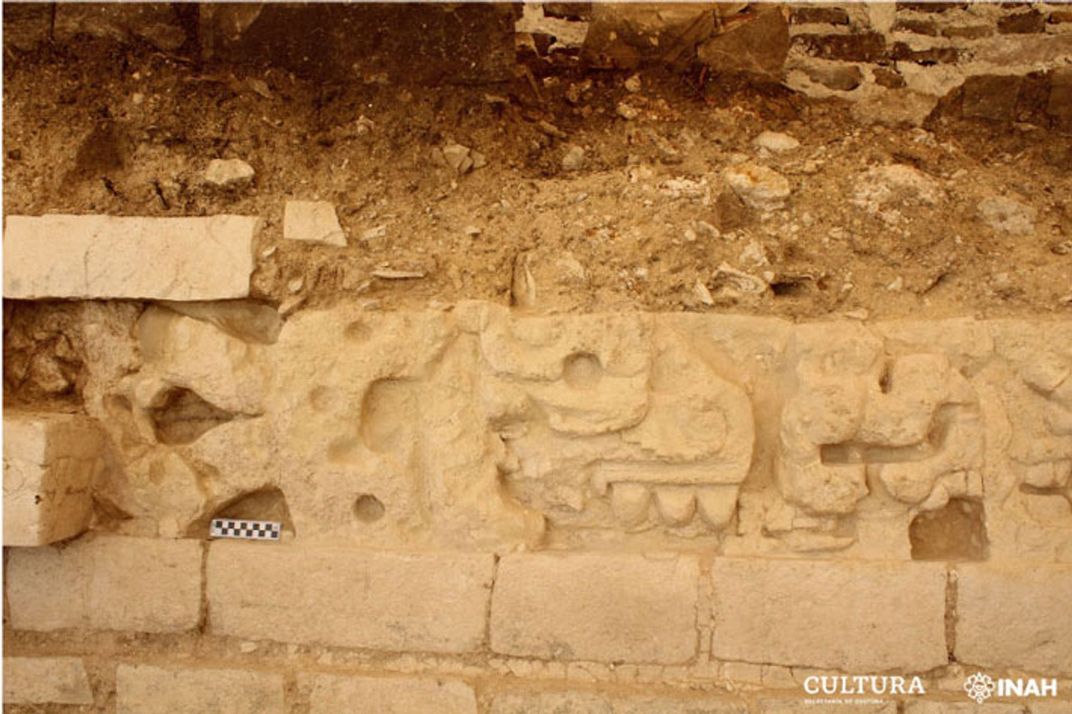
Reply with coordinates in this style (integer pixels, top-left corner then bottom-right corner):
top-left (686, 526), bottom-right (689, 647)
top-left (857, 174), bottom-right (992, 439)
top-left (562, 352), bottom-right (603, 389)
top-left (353, 494), bottom-right (385, 523)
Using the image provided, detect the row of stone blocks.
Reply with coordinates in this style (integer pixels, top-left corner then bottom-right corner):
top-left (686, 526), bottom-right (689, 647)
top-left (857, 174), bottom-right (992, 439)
top-left (11, 657), bottom-right (1069, 713)
top-left (7, 534), bottom-right (1071, 677)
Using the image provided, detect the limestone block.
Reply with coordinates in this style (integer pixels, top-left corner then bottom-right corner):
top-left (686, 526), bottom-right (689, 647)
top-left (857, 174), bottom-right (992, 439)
top-left (3, 411), bottom-right (107, 546)
top-left (491, 691), bottom-right (747, 714)
top-left (490, 552), bottom-right (700, 664)
top-left (302, 674), bottom-right (477, 714)
top-left (3, 214), bottom-right (258, 300)
top-left (711, 558), bottom-right (948, 672)
top-left (207, 543), bottom-right (494, 653)
top-left (955, 564), bottom-right (1072, 675)
top-left (7, 535), bottom-right (201, 633)
top-left (3, 657), bottom-right (94, 705)
top-left (283, 200), bottom-right (346, 246)
top-left (116, 664), bottom-right (284, 714)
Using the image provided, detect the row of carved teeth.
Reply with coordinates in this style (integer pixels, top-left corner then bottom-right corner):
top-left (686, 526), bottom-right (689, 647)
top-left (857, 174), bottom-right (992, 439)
top-left (609, 483), bottom-right (738, 529)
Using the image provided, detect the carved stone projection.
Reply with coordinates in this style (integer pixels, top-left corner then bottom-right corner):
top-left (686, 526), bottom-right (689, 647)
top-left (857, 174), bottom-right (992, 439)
top-left (480, 309), bottom-right (754, 535)
top-left (72, 303), bottom-right (1071, 559)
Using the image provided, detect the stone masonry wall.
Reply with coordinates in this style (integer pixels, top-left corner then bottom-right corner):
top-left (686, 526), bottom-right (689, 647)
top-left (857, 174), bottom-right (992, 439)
top-left (785, 2), bottom-right (1072, 129)
top-left (3, 214), bottom-right (1072, 711)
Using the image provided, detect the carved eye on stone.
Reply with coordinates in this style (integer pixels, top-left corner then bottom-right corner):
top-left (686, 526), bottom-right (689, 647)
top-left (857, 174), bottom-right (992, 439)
top-left (562, 352), bottom-right (603, 389)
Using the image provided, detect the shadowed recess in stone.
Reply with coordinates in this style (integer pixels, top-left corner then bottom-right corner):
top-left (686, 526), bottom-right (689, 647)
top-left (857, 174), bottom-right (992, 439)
top-left (147, 387), bottom-right (236, 445)
top-left (910, 497), bottom-right (989, 561)
top-left (359, 378), bottom-right (416, 453)
top-left (200, 487), bottom-right (294, 537)
top-left (821, 404), bottom-right (963, 464)
top-left (562, 351), bottom-right (603, 389)
top-left (353, 494), bottom-right (386, 523)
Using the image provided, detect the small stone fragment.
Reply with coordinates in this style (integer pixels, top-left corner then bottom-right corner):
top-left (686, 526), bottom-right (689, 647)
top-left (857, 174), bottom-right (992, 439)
top-left (804, 63), bottom-right (863, 91)
top-left (723, 162), bottom-right (791, 211)
top-left (561, 144), bottom-right (586, 171)
top-left (283, 201), bottom-right (347, 247)
top-left (373, 269), bottom-right (426, 280)
top-left (204, 158), bottom-right (255, 188)
top-left (624, 74), bottom-right (642, 93)
top-left (616, 102), bottom-right (639, 120)
top-left (711, 262), bottom-right (769, 297)
top-left (978, 196), bottom-right (1037, 236)
top-left (693, 280), bottom-right (715, 306)
top-left (511, 253), bottom-right (537, 308)
top-left (441, 143), bottom-right (475, 174)
top-left (753, 131), bottom-right (800, 153)
top-left (361, 225), bottom-right (387, 242)
top-left (853, 164), bottom-right (940, 210)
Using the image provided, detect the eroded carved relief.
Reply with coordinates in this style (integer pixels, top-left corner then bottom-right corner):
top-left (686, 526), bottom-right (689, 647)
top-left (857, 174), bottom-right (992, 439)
top-left (479, 306), bottom-right (754, 534)
top-left (77, 303), bottom-right (1071, 559)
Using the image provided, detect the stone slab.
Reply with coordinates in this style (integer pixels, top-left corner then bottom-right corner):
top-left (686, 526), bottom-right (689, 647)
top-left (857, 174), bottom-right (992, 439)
top-left (3, 214), bottom-right (257, 299)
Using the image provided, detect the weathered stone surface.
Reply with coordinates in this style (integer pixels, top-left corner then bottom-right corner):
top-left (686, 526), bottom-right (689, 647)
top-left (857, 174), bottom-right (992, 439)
top-left (3, 657), bottom-right (94, 705)
top-left (490, 553), bottom-right (699, 664)
top-left (890, 43), bottom-right (958, 65)
top-left (999, 9), bottom-right (1046, 34)
top-left (492, 691), bottom-right (747, 714)
top-left (283, 200), bottom-right (346, 246)
top-left (208, 543), bottom-right (494, 653)
top-left (1048, 67), bottom-right (1072, 129)
top-left (790, 7), bottom-right (849, 25)
top-left (698, 8), bottom-right (790, 79)
top-left (7, 535), bottom-right (201, 633)
top-left (794, 32), bottom-right (887, 62)
top-left (3, 411), bottom-right (106, 546)
top-left (978, 196), bottom-right (1036, 235)
top-left (711, 558), bottom-right (948, 671)
top-left (63, 302), bottom-right (1072, 567)
top-left (584, 3), bottom-right (746, 70)
top-left (851, 90), bottom-right (939, 128)
top-left (753, 131), bottom-right (800, 153)
top-left (963, 75), bottom-right (1023, 122)
top-left (723, 163), bottom-right (791, 211)
top-left (955, 564), bottom-right (1072, 675)
top-left (204, 158), bottom-right (255, 187)
top-left (302, 674), bottom-right (477, 714)
top-left (3, 214), bottom-right (257, 300)
top-left (804, 63), bottom-right (863, 91)
top-left (117, 665), bottom-right (284, 714)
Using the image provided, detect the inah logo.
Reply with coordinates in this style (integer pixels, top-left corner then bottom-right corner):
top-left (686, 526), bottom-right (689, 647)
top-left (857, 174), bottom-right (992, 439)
top-left (963, 672), bottom-right (995, 704)
top-left (962, 672), bottom-right (1059, 702)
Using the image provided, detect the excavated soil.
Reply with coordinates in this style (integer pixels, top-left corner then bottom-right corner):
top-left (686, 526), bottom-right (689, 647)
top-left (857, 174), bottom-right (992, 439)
top-left (4, 40), bottom-right (1072, 319)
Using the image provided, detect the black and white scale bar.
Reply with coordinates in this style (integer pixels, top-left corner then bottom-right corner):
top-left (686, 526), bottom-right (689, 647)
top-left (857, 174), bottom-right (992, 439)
top-left (210, 518), bottom-right (281, 541)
